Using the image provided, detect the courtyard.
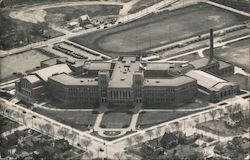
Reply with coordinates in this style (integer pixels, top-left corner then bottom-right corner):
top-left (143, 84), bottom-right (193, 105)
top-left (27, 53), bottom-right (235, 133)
top-left (33, 108), bottom-right (97, 132)
top-left (100, 111), bottom-right (133, 129)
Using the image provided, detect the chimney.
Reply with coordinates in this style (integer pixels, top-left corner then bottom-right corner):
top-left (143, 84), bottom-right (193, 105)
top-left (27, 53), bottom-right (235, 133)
top-left (209, 28), bottom-right (214, 64)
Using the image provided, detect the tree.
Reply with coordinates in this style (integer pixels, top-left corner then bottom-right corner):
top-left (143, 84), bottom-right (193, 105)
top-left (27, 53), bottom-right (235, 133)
top-left (86, 151), bottom-right (93, 160)
top-left (233, 103), bottom-right (242, 113)
top-left (155, 127), bottom-right (162, 137)
top-left (226, 105), bottom-right (233, 114)
top-left (174, 121), bottom-right (182, 131)
top-left (165, 126), bottom-right (170, 133)
top-left (145, 130), bottom-right (154, 140)
top-left (194, 117), bottom-right (199, 130)
top-left (44, 123), bottom-right (52, 136)
top-left (113, 152), bottom-right (123, 160)
top-left (125, 137), bottom-right (133, 148)
top-left (218, 108), bottom-right (224, 118)
top-left (58, 128), bottom-right (68, 139)
top-left (135, 135), bottom-right (143, 145)
top-left (203, 113), bottom-right (207, 122)
top-left (81, 139), bottom-right (91, 151)
top-left (209, 110), bottom-right (217, 121)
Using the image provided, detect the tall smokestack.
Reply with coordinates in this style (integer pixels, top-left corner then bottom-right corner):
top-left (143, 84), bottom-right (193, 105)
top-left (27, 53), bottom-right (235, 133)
top-left (209, 28), bottom-right (214, 64)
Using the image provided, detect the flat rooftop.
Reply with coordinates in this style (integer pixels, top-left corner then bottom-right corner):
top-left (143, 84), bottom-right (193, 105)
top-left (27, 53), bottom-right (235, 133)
top-left (84, 62), bottom-right (111, 70)
top-left (33, 64), bottom-right (72, 81)
top-left (144, 76), bottom-right (195, 87)
top-left (186, 70), bottom-right (227, 90)
top-left (49, 73), bottom-right (98, 86)
top-left (109, 57), bottom-right (140, 88)
top-left (145, 62), bottom-right (172, 70)
top-left (189, 57), bottom-right (217, 69)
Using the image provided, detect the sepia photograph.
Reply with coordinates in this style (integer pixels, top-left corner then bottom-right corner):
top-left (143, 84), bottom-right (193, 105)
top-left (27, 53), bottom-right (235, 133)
top-left (0, 0), bottom-right (249, 159)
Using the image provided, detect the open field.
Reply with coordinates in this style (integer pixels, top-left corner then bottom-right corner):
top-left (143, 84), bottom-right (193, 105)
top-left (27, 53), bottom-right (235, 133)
top-left (212, 0), bottom-right (250, 13)
top-left (70, 3), bottom-right (248, 56)
top-left (137, 110), bottom-right (203, 129)
top-left (33, 108), bottom-right (97, 131)
top-left (0, 50), bottom-right (52, 82)
top-left (0, 10), bottom-right (63, 50)
top-left (45, 5), bottom-right (122, 26)
top-left (128, 0), bottom-right (163, 14)
top-left (100, 111), bottom-right (133, 128)
top-left (205, 38), bottom-right (250, 72)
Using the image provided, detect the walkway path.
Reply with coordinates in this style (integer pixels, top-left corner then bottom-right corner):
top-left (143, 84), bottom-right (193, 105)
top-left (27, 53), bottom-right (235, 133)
top-left (206, 1), bottom-right (250, 17)
top-left (156, 34), bottom-right (250, 62)
top-left (119, 0), bottom-right (139, 16)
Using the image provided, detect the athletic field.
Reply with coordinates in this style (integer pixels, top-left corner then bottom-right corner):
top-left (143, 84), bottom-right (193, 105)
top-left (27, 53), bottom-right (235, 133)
top-left (205, 38), bottom-right (250, 72)
top-left (70, 3), bottom-right (248, 56)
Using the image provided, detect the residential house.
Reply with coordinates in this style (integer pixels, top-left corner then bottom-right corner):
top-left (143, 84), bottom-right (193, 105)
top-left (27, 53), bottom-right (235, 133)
top-left (225, 111), bottom-right (244, 127)
top-left (159, 132), bottom-right (179, 149)
top-left (214, 144), bottom-right (227, 155)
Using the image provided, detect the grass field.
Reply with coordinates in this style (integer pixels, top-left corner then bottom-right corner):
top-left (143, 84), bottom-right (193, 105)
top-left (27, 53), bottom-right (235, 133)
top-left (45, 5), bottom-right (122, 26)
top-left (137, 110), bottom-right (201, 129)
top-left (100, 111), bottom-right (133, 128)
top-left (0, 50), bottom-right (51, 82)
top-left (33, 108), bottom-right (97, 131)
top-left (70, 3), bottom-right (248, 56)
top-left (0, 10), bottom-right (63, 50)
top-left (205, 38), bottom-right (250, 72)
top-left (128, 0), bottom-right (163, 14)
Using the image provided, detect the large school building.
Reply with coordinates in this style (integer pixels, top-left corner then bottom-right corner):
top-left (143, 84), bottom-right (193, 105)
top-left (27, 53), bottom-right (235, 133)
top-left (15, 54), bottom-right (239, 106)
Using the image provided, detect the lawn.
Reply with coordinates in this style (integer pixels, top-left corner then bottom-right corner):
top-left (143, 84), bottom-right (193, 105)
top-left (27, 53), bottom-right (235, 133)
top-left (45, 5), bottom-right (122, 26)
top-left (0, 49), bottom-right (52, 82)
top-left (171, 52), bottom-right (201, 62)
top-left (196, 119), bottom-right (248, 136)
top-left (33, 108), bottom-right (97, 132)
top-left (137, 111), bottom-right (202, 129)
top-left (100, 111), bottom-right (133, 128)
top-left (44, 98), bottom-right (99, 109)
top-left (143, 98), bottom-right (208, 109)
top-left (128, 0), bottom-right (163, 14)
top-left (204, 38), bottom-right (250, 72)
top-left (70, 3), bottom-right (248, 56)
top-left (0, 10), bottom-right (63, 50)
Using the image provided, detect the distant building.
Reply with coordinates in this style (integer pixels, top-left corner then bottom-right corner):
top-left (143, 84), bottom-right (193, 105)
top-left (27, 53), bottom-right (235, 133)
top-left (224, 111), bottom-right (244, 127)
top-left (68, 21), bottom-right (79, 30)
top-left (79, 15), bottom-right (91, 27)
